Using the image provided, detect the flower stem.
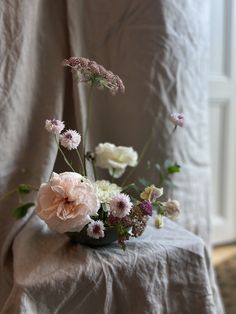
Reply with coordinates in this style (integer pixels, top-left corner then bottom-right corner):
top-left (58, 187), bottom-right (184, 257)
top-left (91, 158), bottom-right (97, 180)
top-left (54, 135), bottom-right (76, 172)
top-left (83, 85), bottom-right (94, 177)
top-left (122, 124), bottom-right (156, 187)
top-left (76, 149), bottom-right (85, 176)
top-left (0, 188), bottom-right (17, 202)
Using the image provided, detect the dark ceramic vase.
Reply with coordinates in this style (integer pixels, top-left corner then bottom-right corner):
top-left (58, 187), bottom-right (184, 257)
top-left (67, 226), bottom-right (118, 247)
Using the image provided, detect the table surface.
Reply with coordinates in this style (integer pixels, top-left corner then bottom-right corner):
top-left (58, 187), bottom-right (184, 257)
top-left (2, 216), bottom-right (223, 314)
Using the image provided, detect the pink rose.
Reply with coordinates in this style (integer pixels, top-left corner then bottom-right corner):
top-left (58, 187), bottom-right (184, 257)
top-left (36, 172), bottom-right (100, 233)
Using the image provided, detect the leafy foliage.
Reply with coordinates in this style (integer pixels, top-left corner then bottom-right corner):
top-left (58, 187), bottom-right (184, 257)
top-left (13, 202), bottom-right (35, 219)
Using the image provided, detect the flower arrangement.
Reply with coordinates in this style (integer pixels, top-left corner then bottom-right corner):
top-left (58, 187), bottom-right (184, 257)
top-left (2, 57), bottom-right (183, 249)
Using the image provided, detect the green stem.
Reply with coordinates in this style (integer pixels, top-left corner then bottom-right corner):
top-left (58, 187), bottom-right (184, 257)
top-left (83, 85), bottom-right (94, 176)
top-left (0, 188), bottom-right (17, 202)
top-left (122, 125), bottom-right (156, 187)
top-left (91, 158), bottom-right (97, 180)
top-left (121, 183), bottom-right (135, 192)
top-left (76, 149), bottom-right (85, 176)
top-left (54, 135), bottom-right (76, 172)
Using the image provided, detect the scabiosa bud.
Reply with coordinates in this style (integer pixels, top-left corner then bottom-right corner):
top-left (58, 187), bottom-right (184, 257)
top-left (45, 119), bottom-right (65, 134)
top-left (170, 113), bottom-right (184, 127)
top-left (87, 220), bottom-right (105, 239)
top-left (109, 193), bottom-right (133, 218)
top-left (60, 129), bottom-right (81, 150)
top-left (139, 200), bottom-right (153, 216)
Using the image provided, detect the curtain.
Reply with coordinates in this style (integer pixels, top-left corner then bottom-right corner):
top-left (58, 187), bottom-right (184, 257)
top-left (0, 0), bottom-right (211, 309)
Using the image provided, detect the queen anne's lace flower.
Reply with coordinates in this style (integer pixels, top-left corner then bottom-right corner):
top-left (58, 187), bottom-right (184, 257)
top-left (62, 57), bottom-right (125, 95)
top-left (95, 180), bottom-right (122, 204)
top-left (109, 193), bottom-right (133, 218)
top-left (36, 172), bottom-right (100, 233)
top-left (87, 220), bottom-right (105, 239)
top-left (170, 113), bottom-right (184, 127)
top-left (60, 129), bottom-right (81, 150)
top-left (45, 119), bottom-right (65, 134)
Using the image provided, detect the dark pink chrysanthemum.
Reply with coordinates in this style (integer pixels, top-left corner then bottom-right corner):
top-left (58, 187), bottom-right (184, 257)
top-left (62, 57), bottom-right (125, 95)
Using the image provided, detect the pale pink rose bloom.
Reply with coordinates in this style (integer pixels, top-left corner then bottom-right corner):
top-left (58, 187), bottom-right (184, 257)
top-left (109, 193), bottom-right (133, 218)
top-left (36, 172), bottom-right (100, 233)
top-left (163, 199), bottom-right (180, 218)
top-left (45, 119), bottom-right (65, 134)
top-left (170, 113), bottom-right (184, 127)
top-left (60, 129), bottom-right (81, 150)
top-left (87, 220), bottom-right (105, 239)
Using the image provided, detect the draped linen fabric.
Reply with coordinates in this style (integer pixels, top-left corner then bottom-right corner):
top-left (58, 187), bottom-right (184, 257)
top-left (0, 0), bottom-right (219, 312)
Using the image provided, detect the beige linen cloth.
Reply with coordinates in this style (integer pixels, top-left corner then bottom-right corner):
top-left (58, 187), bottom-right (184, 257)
top-left (0, 0), bottom-right (223, 313)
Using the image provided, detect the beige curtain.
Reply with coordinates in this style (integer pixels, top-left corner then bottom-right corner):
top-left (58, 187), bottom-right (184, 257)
top-left (0, 0), bottom-right (211, 309)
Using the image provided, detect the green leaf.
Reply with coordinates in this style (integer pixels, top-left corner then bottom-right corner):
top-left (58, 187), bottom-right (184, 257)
top-left (13, 202), bottom-right (35, 219)
top-left (167, 164), bottom-right (180, 174)
top-left (18, 184), bottom-right (31, 194)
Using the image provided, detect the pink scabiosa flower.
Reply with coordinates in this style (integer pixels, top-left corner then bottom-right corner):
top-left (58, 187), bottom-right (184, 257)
top-left (45, 119), bottom-right (65, 134)
top-left (62, 57), bottom-right (125, 95)
top-left (109, 193), bottom-right (133, 218)
top-left (87, 220), bottom-right (105, 239)
top-left (170, 113), bottom-right (184, 127)
top-left (60, 129), bottom-right (81, 150)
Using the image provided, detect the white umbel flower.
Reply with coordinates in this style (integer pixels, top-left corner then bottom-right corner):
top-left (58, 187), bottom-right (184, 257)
top-left (87, 220), bottom-right (105, 239)
top-left (95, 180), bottom-right (122, 204)
top-left (60, 129), bottom-right (81, 150)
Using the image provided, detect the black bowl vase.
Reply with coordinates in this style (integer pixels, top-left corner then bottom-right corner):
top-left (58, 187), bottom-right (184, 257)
top-left (66, 226), bottom-right (118, 247)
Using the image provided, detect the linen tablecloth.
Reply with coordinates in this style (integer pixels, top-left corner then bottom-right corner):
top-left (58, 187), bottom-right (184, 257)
top-left (1, 217), bottom-right (223, 314)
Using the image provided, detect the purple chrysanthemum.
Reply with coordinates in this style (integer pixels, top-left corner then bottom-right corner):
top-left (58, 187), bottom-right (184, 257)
top-left (109, 193), bottom-right (132, 218)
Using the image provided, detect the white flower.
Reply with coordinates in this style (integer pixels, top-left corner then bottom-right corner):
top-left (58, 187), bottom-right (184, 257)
top-left (109, 193), bottom-right (133, 218)
top-left (95, 143), bottom-right (138, 178)
top-left (45, 119), bottom-right (65, 134)
top-left (163, 199), bottom-right (180, 218)
top-left (95, 180), bottom-right (122, 204)
top-left (87, 220), bottom-right (105, 239)
top-left (60, 129), bottom-right (81, 150)
top-left (36, 172), bottom-right (100, 233)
